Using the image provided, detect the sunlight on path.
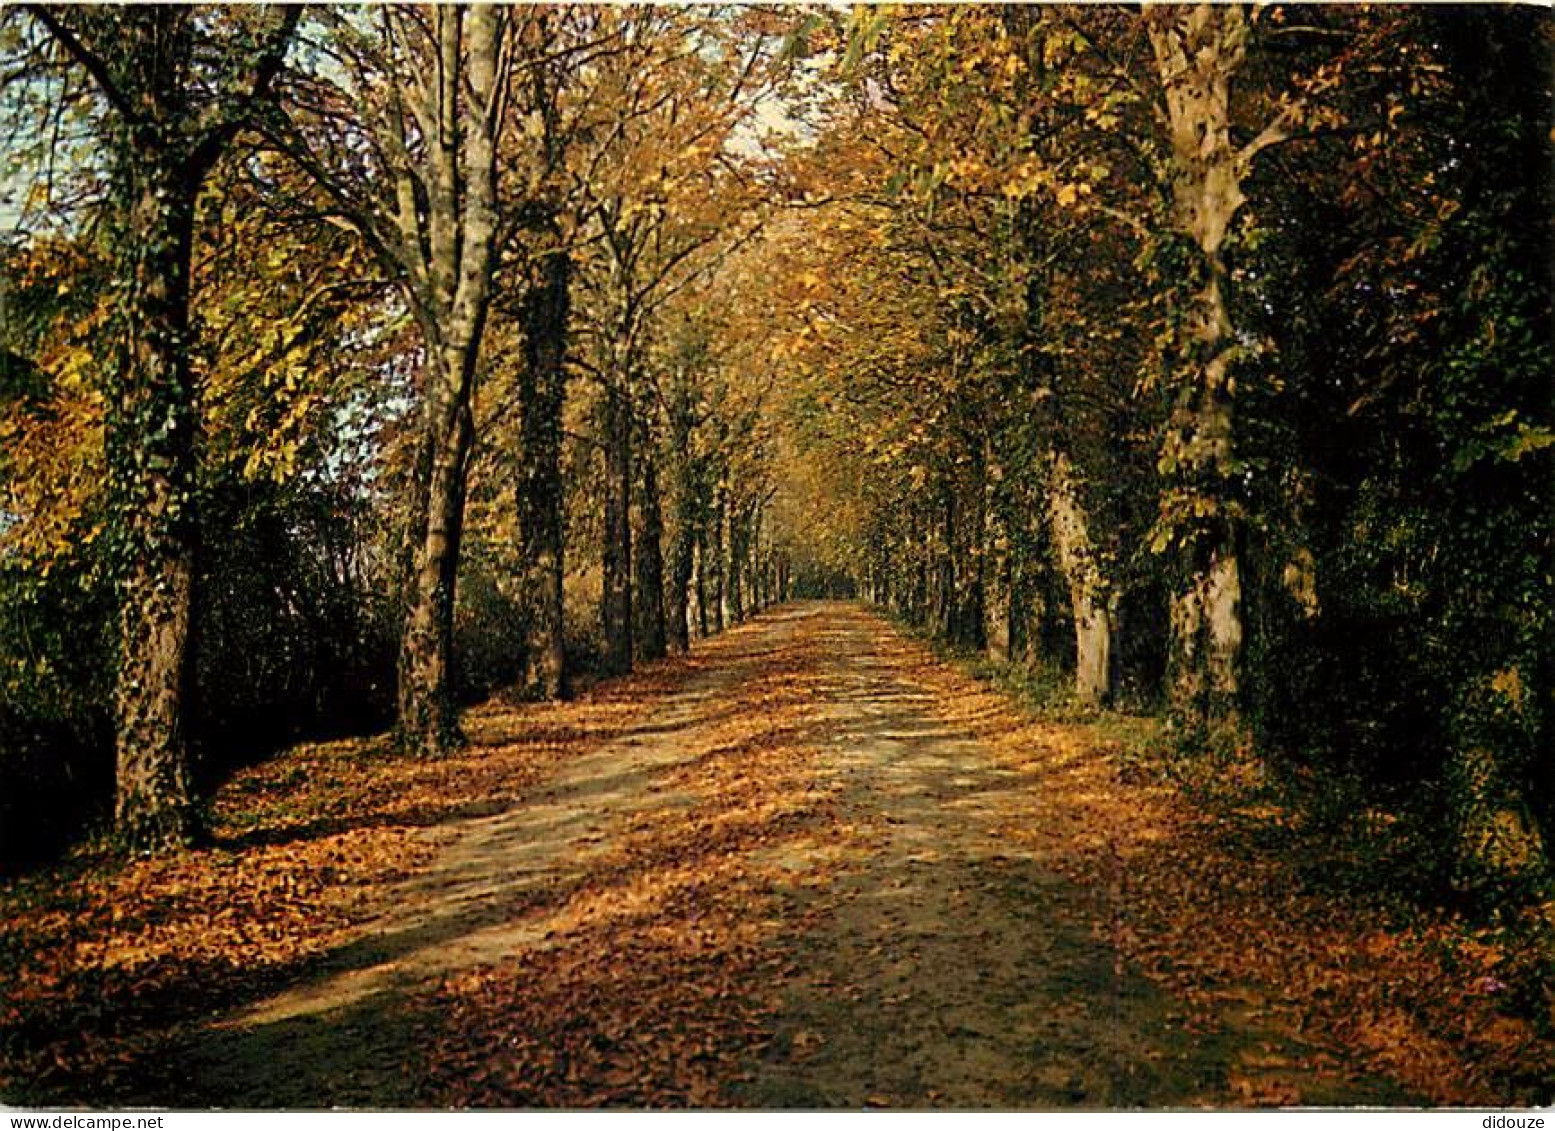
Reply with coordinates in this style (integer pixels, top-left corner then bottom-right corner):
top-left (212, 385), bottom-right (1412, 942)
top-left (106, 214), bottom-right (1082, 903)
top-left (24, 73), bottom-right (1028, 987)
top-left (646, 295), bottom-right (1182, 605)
top-left (144, 603), bottom-right (1413, 1109)
top-left (221, 680), bottom-right (724, 1030)
top-left (152, 618), bottom-right (795, 1107)
top-left (733, 609), bottom-right (1410, 1109)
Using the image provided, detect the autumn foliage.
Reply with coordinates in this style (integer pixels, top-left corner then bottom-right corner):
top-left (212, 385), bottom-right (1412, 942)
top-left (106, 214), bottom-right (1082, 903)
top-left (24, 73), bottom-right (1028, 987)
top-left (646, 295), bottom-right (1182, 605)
top-left (0, 1), bottom-right (1551, 1112)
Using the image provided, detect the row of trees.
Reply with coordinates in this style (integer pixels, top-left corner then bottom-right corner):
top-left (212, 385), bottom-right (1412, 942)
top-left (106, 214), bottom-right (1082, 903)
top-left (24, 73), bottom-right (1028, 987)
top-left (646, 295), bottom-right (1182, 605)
top-left (0, 6), bottom-right (792, 859)
top-left (734, 5), bottom-right (1552, 892)
top-left (2, 4), bottom-right (1550, 899)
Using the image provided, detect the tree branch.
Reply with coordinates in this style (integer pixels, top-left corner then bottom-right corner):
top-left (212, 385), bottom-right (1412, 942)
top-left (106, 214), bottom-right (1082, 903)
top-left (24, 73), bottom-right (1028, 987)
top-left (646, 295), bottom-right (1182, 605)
top-left (25, 6), bottom-right (137, 125)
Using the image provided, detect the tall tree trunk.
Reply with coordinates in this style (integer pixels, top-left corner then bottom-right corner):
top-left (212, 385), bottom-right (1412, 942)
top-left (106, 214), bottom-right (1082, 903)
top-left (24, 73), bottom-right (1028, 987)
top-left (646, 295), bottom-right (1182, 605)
top-left (935, 487), bottom-right (955, 640)
top-left (727, 499), bottom-right (746, 624)
top-left (634, 422), bottom-right (667, 661)
top-left (758, 543), bottom-right (771, 609)
top-left (983, 478), bottom-right (1013, 664)
top-left (913, 506), bottom-right (930, 625)
top-left (1147, 4), bottom-right (1266, 723)
top-left (109, 157), bottom-right (201, 851)
top-left (1047, 451), bottom-right (1115, 707)
top-left (747, 510), bottom-right (763, 613)
top-left (515, 247), bottom-right (570, 699)
top-left (708, 483), bottom-right (726, 632)
top-left (600, 372), bottom-right (633, 675)
top-left (667, 524), bottom-right (693, 652)
top-left (665, 422), bottom-right (697, 653)
top-left (35, 5), bottom-right (298, 852)
top-left (388, 6), bottom-right (506, 753)
top-left (694, 530), bottom-right (711, 637)
top-left (963, 470), bottom-right (987, 651)
top-left (398, 343), bottom-right (476, 753)
top-left (1016, 560), bottom-right (1046, 671)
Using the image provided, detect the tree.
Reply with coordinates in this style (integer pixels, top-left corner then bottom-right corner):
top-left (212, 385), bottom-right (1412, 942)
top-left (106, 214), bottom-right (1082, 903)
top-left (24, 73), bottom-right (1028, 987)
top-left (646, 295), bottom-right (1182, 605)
top-left (25, 4), bottom-right (297, 850)
top-left (569, 8), bottom-right (773, 674)
top-left (762, 5), bottom-right (1156, 704)
top-left (1143, 3), bottom-right (1322, 727)
top-left (499, 6), bottom-right (589, 700)
top-left (512, 239), bottom-right (572, 697)
top-left (273, 6), bottom-right (511, 754)
top-left (656, 315), bottom-right (716, 654)
top-left (1232, 6), bottom-right (1554, 885)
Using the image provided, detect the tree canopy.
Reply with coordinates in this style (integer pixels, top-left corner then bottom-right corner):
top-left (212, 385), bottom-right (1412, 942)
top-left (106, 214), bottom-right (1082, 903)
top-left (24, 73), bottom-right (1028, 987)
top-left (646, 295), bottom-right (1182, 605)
top-left (0, 2), bottom-right (1549, 903)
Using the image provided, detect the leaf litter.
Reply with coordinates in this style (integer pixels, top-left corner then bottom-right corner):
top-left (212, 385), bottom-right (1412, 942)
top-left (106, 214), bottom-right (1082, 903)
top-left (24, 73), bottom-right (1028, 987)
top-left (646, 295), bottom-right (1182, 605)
top-left (3, 605), bottom-right (1550, 1108)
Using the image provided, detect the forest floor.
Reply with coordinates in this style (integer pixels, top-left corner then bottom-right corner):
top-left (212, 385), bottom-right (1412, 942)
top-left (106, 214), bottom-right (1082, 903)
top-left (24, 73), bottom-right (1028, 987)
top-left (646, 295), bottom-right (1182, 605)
top-left (1, 602), bottom-right (1550, 1109)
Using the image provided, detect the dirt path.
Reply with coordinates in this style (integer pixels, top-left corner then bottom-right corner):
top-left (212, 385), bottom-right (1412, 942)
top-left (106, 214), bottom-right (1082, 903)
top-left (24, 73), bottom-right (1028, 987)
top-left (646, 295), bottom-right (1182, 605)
top-left (128, 603), bottom-right (1412, 1109)
top-left (130, 622), bottom-right (779, 1109)
top-left (731, 609), bottom-right (1408, 1108)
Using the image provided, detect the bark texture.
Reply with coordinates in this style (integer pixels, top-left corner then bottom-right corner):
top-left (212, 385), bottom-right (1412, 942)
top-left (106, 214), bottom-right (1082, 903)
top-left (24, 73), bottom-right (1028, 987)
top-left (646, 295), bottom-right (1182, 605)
top-left (600, 373), bottom-right (634, 675)
top-left (983, 484), bottom-right (1013, 665)
top-left (388, 7), bottom-right (508, 754)
top-left (727, 498), bottom-right (748, 624)
top-left (664, 379), bottom-right (700, 654)
top-left (693, 532), bottom-right (711, 638)
top-left (1146, 3), bottom-right (1278, 723)
top-left (708, 484), bottom-right (727, 632)
top-left (1046, 452), bottom-right (1115, 706)
top-left (110, 158), bottom-right (201, 852)
top-left (634, 425), bottom-right (667, 661)
top-left (32, 6), bottom-right (298, 851)
top-left (397, 347), bottom-right (476, 752)
top-left (515, 248), bottom-right (571, 699)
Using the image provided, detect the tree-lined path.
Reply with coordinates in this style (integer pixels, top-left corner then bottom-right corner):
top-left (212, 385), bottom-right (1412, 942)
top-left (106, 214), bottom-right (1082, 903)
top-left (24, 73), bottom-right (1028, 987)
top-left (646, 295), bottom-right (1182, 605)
top-left (19, 603), bottom-right (1524, 1108)
top-left (2, 4), bottom-right (1551, 1112)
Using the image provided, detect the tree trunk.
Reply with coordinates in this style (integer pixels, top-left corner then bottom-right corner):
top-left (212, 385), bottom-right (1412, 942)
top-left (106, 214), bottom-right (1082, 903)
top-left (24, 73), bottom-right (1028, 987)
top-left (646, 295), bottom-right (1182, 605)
top-left (389, 6), bottom-right (506, 751)
top-left (665, 418), bottom-right (697, 652)
top-left (748, 511), bottom-right (764, 613)
top-left (727, 499), bottom-right (746, 624)
top-left (983, 486), bottom-right (1012, 664)
top-left (600, 373), bottom-right (633, 675)
top-left (1047, 451), bottom-right (1114, 706)
top-left (515, 247), bottom-right (570, 699)
top-left (1147, 4), bottom-right (1256, 722)
top-left (634, 423), bottom-right (667, 661)
top-left (962, 471), bottom-right (987, 651)
top-left (397, 343), bottom-right (476, 754)
top-left (935, 488), bottom-right (955, 641)
top-left (109, 159), bottom-right (201, 851)
top-left (34, 5), bottom-right (298, 851)
top-left (1013, 533), bottom-right (1049, 671)
top-left (913, 506), bottom-right (930, 626)
top-left (709, 484), bottom-right (727, 631)
top-left (694, 530), bottom-right (710, 637)
top-left (667, 523), bottom-right (693, 652)
top-left (1169, 545), bottom-right (1241, 715)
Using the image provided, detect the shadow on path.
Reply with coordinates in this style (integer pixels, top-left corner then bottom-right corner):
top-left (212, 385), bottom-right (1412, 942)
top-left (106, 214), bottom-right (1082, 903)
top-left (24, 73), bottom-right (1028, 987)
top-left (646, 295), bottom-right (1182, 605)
top-left (732, 608), bottom-right (1414, 1109)
top-left (119, 613), bottom-right (805, 1109)
top-left (110, 603), bottom-right (1412, 1109)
